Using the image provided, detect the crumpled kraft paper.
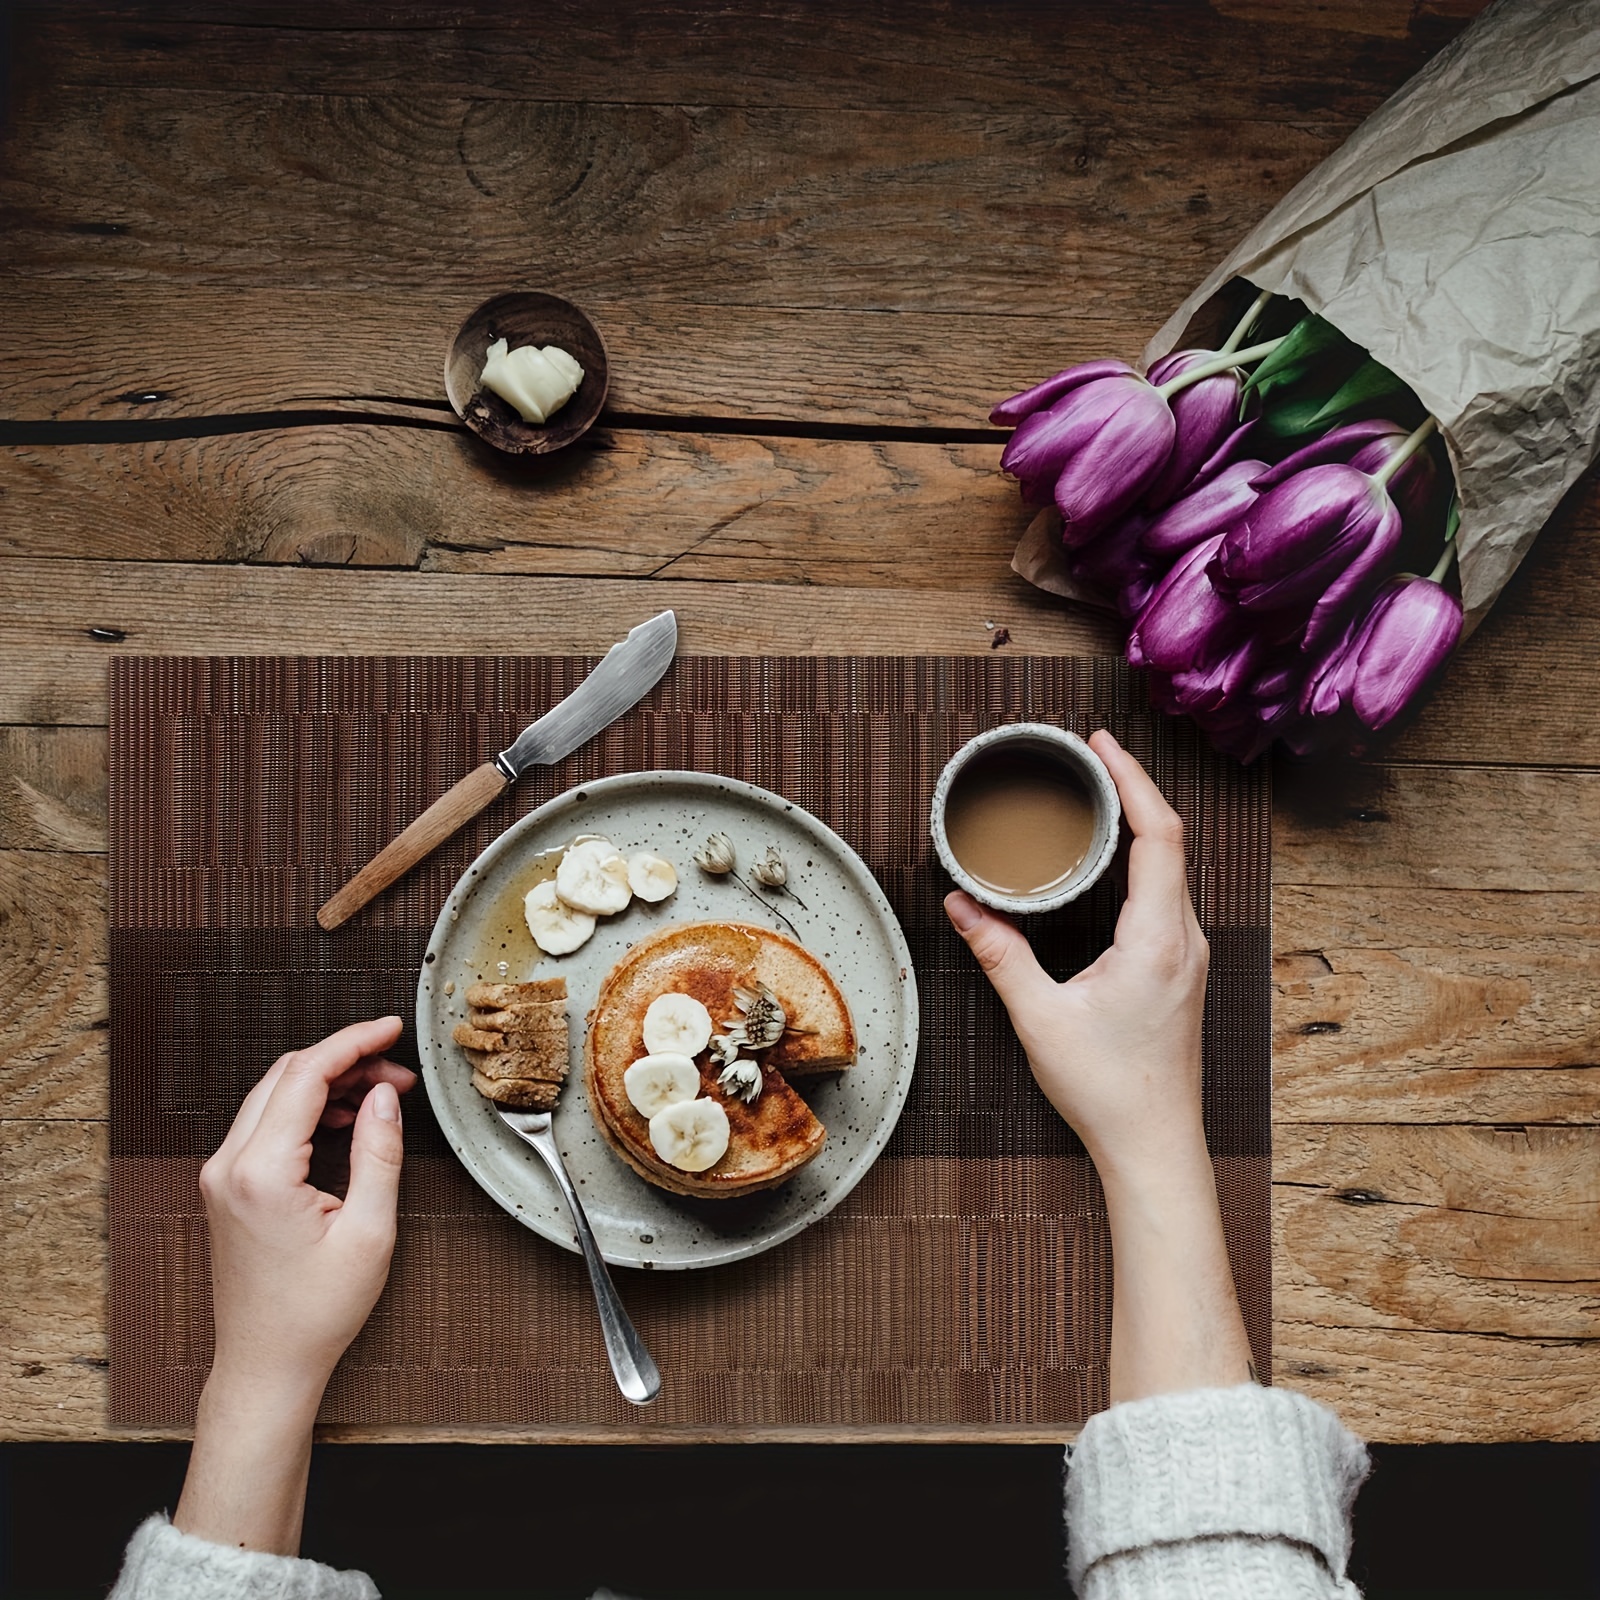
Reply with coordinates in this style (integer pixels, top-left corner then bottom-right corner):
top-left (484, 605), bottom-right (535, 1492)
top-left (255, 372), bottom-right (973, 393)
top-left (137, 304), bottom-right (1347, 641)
top-left (1150, 0), bottom-right (1600, 633)
top-left (1016, 0), bottom-right (1600, 635)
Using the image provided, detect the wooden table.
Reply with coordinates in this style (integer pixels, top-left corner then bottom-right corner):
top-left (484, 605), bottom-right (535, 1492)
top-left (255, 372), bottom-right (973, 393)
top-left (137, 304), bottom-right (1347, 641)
top-left (2, 0), bottom-right (1595, 1446)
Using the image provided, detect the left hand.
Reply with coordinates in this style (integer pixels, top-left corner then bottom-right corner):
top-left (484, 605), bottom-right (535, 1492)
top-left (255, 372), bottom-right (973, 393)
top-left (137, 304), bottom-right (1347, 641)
top-left (198, 1015), bottom-right (416, 1403)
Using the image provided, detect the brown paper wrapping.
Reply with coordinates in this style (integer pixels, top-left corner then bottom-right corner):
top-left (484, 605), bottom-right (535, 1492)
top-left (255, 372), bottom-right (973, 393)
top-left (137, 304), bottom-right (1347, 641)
top-left (1142, 0), bottom-right (1600, 634)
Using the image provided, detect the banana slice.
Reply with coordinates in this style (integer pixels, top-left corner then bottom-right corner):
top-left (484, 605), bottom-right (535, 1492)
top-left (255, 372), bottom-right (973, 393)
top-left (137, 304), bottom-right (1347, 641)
top-left (555, 837), bottom-right (632, 916)
top-left (627, 852), bottom-right (678, 903)
top-left (649, 1096), bottom-right (731, 1173)
top-left (523, 878), bottom-right (596, 955)
top-left (641, 991), bottom-right (714, 1057)
top-left (622, 1052), bottom-right (701, 1118)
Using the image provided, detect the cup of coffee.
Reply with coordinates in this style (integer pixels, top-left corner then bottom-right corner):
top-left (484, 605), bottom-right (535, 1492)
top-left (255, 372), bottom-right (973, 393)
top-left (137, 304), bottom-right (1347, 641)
top-left (930, 723), bottom-right (1121, 914)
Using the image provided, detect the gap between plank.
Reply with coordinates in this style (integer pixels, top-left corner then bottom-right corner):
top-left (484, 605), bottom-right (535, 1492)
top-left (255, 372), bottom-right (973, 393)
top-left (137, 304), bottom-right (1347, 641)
top-left (0, 410), bottom-right (1008, 448)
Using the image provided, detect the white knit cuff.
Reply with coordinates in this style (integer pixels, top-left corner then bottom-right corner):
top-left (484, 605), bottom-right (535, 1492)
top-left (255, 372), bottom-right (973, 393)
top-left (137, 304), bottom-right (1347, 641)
top-left (111, 1514), bottom-right (380, 1600)
top-left (1065, 1384), bottom-right (1370, 1592)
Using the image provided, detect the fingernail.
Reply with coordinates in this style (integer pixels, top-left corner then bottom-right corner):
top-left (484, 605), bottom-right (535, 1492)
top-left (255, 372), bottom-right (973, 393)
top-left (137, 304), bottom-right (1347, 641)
top-left (372, 1082), bottom-right (401, 1123)
top-left (944, 891), bottom-right (982, 932)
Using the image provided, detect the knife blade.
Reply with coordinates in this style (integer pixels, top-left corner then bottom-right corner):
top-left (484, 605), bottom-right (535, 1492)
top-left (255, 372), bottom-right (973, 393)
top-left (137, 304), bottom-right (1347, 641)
top-left (316, 610), bottom-right (678, 931)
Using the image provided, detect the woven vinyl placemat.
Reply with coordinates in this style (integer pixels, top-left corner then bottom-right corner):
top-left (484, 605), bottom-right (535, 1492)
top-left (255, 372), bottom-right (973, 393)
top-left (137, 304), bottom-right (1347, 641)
top-left (108, 655), bottom-right (1270, 1434)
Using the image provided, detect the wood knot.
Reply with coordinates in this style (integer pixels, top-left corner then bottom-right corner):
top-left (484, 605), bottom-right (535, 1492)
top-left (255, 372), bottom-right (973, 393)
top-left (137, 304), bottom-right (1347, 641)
top-left (86, 626), bottom-right (127, 642)
top-left (1334, 1187), bottom-right (1386, 1206)
top-left (1300, 1020), bottom-right (1342, 1035)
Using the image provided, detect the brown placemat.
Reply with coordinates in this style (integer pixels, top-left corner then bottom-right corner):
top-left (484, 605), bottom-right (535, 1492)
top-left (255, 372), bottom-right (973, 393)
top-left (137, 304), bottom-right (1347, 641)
top-left (108, 655), bottom-right (1270, 1433)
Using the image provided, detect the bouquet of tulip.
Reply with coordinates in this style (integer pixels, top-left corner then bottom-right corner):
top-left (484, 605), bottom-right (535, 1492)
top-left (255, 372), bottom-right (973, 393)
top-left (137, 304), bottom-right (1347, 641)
top-left (997, 290), bottom-right (1461, 762)
top-left (1006, 0), bottom-right (1600, 764)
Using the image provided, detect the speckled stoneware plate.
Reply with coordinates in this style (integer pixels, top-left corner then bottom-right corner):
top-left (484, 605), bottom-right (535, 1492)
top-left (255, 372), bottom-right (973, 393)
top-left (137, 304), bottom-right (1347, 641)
top-left (416, 771), bottom-right (919, 1270)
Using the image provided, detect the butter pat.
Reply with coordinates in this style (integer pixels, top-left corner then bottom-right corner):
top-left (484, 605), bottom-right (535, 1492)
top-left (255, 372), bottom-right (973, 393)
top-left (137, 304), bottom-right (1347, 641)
top-left (479, 337), bottom-right (584, 424)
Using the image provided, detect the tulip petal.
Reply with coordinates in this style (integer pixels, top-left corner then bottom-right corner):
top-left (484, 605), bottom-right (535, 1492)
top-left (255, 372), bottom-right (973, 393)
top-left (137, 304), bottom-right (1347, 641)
top-left (1053, 380), bottom-right (1177, 546)
top-left (1300, 497), bottom-right (1403, 653)
top-left (1248, 419), bottom-right (1406, 491)
top-left (989, 360), bottom-right (1136, 426)
top-left (1126, 533), bottom-right (1240, 674)
top-left (1144, 365), bottom-right (1243, 509)
top-left (1140, 457), bottom-right (1267, 558)
top-left (1347, 579), bottom-right (1463, 731)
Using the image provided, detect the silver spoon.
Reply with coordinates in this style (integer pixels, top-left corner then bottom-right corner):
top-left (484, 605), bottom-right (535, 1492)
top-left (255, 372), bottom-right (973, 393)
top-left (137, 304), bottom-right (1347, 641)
top-left (495, 1107), bottom-right (661, 1406)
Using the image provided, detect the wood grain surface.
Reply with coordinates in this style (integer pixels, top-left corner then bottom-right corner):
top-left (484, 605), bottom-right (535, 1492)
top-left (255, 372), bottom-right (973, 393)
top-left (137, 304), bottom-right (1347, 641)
top-left (5, 0), bottom-right (1597, 1446)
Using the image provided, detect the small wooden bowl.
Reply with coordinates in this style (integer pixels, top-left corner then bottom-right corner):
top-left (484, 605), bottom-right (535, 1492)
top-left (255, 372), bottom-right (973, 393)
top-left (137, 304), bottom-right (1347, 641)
top-left (445, 292), bottom-right (609, 455)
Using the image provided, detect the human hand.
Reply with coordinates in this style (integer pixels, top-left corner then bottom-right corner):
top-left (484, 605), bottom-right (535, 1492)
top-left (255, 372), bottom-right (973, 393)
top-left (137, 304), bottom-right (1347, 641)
top-left (198, 1015), bottom-right (416, 1405)
top-left (944, 730), bottom-right (1209, 1189)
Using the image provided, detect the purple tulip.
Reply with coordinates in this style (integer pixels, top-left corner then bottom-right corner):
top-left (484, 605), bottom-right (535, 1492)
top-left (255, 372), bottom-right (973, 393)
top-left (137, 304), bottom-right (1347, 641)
top-left (1126, 533), bottom-right (1246, 678)
top-left (1066, 520), bottom-right (1163, 619)
top-left (993, 360), bottom-right (1179, 547)
top-left (1140, 456), bottom-right (1269, 559)
top-left (1210, 463), bottom-right (1403, 652)
top-left (1300, 573), bottom-right (1462, 736)
top-left (1142, 349), bottom-right (1251, 509)
top-left (1222, 652), bottom-right (1311, 761)
top-left (1348, 432), bottom-right (1441, 532)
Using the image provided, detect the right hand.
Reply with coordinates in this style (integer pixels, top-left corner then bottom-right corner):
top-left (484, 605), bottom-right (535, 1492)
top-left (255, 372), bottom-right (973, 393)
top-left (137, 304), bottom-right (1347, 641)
top-left (943, 729), bottom-right (1210, 1185)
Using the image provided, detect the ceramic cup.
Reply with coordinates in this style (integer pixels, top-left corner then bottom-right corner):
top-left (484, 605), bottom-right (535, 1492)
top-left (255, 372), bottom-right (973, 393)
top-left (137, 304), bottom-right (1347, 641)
top-left (929, 723), bottom-right (1121, 914)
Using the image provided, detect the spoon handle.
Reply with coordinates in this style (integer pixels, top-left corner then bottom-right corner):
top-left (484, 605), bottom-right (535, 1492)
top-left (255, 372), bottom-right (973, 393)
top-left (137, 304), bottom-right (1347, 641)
top-left (526, 1122), bottom-right (662, 1406)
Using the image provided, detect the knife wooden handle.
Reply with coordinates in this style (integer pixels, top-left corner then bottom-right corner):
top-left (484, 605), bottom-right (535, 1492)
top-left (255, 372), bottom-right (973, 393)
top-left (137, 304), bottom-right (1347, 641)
top-left (317, 762), bottom-right (510, 931)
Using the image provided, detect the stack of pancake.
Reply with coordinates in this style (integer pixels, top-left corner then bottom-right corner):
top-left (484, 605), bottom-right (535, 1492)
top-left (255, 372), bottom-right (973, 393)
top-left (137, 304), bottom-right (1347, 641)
top-left (585, 922), bottom-right (856, 1198)
top-left (454, 977), bottom-right (570, 1110)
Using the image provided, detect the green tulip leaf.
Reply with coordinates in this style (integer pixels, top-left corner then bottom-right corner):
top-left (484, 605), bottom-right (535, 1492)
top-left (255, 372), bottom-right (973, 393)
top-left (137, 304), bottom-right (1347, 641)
top-left (1240, 313), bottom-right (1355, 399)
top-left (1256, 390), bottom-right (1353, 440)
top-left (1302, 357), bottom-right (1413, 431)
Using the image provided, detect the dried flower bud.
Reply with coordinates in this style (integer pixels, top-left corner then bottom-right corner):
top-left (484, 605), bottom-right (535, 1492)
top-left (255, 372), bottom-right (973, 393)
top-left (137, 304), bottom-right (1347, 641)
top-left (693, 832), bottom-right (736, 874)
top-left (732, 982), bottom-right (786, 1049)
top-left (751, 846), bottom-right (788, 888)
top-left (708, 1033), bottom-right (742, 1068)
top-left (716, 1059), bottom-right (764, 1105)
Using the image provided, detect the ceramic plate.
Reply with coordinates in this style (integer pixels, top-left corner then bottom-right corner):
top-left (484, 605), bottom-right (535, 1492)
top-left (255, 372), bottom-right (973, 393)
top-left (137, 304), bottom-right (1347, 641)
top-left (416, 772), bottom-right (919, 1270)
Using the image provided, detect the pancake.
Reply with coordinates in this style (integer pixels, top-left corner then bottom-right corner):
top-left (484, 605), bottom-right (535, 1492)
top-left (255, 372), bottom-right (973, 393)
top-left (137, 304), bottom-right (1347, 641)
top-left (585, 922), bottom-right (855, 1198)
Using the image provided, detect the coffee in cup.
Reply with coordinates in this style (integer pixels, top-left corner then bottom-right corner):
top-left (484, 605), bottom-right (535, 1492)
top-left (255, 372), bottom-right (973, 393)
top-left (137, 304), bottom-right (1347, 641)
top-left (930, 724), bottom-right (1120, 913)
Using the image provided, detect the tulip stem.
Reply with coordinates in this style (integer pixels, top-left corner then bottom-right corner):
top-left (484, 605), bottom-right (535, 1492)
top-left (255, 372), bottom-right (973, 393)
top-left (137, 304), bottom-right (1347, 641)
top-left (1428, 528), bottom-right (1459, 586)
top-left (1371, 415), bottom-right (1438, 489)
top-left (1218, 289), bottom-right (1273, 357)
top-left (1154, 336), bottom-right (1285, 399)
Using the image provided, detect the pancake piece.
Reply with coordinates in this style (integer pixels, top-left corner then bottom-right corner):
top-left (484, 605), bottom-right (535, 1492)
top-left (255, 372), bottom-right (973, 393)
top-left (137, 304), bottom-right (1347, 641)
top-left (585, 922), bottom-right (854, 1198)
top-left (456, 977), bottom-right (571, 1111)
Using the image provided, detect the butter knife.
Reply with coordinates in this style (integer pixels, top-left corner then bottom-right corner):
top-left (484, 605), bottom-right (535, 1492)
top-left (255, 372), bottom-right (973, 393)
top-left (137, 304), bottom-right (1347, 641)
top-left (317, 610), bottom-right (678, 930)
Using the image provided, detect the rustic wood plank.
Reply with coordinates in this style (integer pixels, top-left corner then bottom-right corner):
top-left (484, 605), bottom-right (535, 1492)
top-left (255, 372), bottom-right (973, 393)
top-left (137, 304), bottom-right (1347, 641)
top-left (0, 727), bottom-right (104, 852)
top-left (0, 425), bottom-right (1023, 584)
top-left (0, 283), bottom-right (1110, 430)
top-left (0, 1119), bottom-right (117, 1441)
top-left (1276, 763), bottom-right (1600, 891)
top-left (14, 1), bottom-right (1467, 114)
top-left (0, 561), bottom-right (1124, 727)
top-left (0, 86), bottom-right (1351, 316)
top-left (3, 457), bottom-right (1587, 768)
top-left (1274, 885), bottom-right (1600, 1127)
top-left (1272, 1323), bottom-right (1600, 1444)
top-left (0, 852), bottom-right (108, 1122)
top-left (1275, 1123), bottom-right (1600, 1342)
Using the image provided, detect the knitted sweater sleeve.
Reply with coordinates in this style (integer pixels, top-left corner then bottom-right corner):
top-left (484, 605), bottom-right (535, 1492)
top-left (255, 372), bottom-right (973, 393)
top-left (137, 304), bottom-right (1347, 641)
top-left (1065, 1384), bottom-right (1370, 1599)
top-left (109, 1514), bottom-right (380, 1600)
